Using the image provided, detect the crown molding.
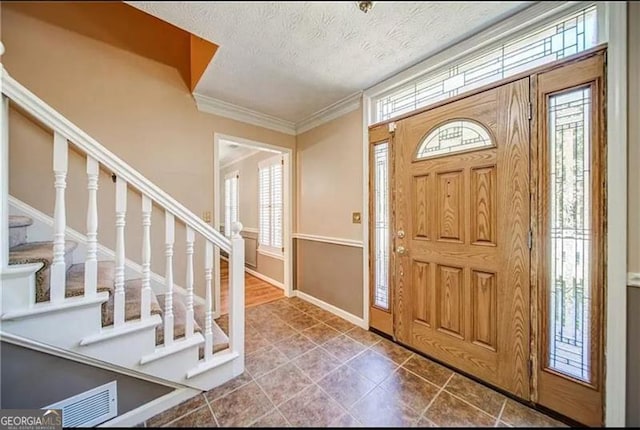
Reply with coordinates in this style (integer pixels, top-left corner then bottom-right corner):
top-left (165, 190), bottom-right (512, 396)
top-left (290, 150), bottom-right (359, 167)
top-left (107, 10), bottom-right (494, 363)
top-left (194, 91), bottom-right (362, 136)
top-left (295, 92), bottom-right (362, 134)
top-left (193, 93), bottom-right (296, 135)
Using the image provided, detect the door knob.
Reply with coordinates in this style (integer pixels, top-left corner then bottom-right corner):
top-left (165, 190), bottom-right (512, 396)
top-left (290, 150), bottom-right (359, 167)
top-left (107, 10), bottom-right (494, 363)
top-left (397, 230), bottom-right (405, 239)
top-left (396, 245), bottom-right (406, 255)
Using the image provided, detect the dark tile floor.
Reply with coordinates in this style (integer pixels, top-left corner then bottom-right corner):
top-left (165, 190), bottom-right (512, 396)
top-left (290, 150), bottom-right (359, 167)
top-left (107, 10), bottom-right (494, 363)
top-left (143, 297), bottom-right (566, 427)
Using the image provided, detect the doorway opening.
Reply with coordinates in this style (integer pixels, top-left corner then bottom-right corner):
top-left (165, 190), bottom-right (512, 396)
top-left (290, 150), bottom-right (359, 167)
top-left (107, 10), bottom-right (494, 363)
top-left (213, 133), bottom-right (293, 316)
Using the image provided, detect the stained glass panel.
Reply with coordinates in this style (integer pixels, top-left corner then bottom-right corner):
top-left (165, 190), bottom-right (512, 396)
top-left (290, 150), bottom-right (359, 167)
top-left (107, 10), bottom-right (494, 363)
top-left (548, 87), bottom-right (592, 382)
top-left (416, 120), bottom-right (493, 159)
top-left (375, 6), bottom-right (597, 122)
top-left (373, 142), bottom-right (390, 310)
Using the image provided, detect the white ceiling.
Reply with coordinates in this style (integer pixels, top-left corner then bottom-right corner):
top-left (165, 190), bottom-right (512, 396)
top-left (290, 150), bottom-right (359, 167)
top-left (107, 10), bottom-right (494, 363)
top-left (128, 1), bottom-right (532, 123)
top-left (219, 141), bottom-right (260, 167)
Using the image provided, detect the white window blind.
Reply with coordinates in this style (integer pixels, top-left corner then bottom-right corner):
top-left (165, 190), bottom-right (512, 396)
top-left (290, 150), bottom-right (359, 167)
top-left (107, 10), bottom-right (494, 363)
top-left (224, 171), bottom-right (239, 237)
top-left (374, 5), bottom-right (597, 123)
top-left (258, 155), bottom-right (283, 256)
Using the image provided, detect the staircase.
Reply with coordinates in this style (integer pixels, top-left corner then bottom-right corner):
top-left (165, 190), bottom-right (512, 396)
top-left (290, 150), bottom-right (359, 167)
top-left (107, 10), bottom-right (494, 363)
top-left (0, 56), bottom-right (245, 392)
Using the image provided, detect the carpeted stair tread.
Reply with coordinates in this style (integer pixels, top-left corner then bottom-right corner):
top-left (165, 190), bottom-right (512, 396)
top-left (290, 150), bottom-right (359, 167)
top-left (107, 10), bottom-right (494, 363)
top-left (66, 261), bottom-right (116, 298)
top-left (194, 302), bottom-right (230, 359)
top-left (9, 215), bottom-right (33, 228)
top-left (101, 279), bottom-right (162, 327)
top-left (9, 240), bottom-right (78, 302)
top-left (155, 293), bottom-right (202, 346)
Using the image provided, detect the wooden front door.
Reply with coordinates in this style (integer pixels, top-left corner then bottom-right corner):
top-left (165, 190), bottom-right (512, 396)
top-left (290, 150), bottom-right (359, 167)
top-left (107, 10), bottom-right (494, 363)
top-left (394, 77), bottom-right (531, 397)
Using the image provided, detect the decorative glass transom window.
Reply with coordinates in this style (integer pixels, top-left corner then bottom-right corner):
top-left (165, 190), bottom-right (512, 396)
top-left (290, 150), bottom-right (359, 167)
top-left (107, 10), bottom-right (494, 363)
top-left (374, 5), bottom-right (597, 123)
top-left (416, 120), bottom-right (493, 159)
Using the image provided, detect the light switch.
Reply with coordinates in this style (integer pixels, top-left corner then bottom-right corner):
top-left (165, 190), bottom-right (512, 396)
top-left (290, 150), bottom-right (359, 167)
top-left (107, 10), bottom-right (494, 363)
top-left (352, 212), bottom-right (361, 224)
top-left (203, 211), bottom-right (212, 223)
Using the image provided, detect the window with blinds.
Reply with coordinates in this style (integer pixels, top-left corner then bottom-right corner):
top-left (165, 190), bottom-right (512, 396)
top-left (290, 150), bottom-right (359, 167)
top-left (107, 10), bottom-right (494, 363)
top-left (224, 171), bottom-right (239, 237)
top-left (373, 5), bottom-right (597, 123)
top-left (258, 155), bottom-right (283, 256)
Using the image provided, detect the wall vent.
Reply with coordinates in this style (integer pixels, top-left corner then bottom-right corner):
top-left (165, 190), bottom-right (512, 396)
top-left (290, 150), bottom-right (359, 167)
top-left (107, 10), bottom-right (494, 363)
top-left (45, 381), bottom-right (117, 427)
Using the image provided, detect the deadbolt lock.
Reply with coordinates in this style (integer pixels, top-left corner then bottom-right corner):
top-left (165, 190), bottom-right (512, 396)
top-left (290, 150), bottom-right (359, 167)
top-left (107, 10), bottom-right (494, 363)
top-left (397, 230), bottom-right (405, 239)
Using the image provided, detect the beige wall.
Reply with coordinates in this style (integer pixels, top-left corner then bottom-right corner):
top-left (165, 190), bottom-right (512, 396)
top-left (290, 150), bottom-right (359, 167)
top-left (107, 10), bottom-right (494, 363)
top-left (296, 239), bottom-right (363, 317)
top-left (3, 5), bottom-right (294, 298)
top-left (296, 107), bottom-right (363, 240)
top-left (295, 106), bottom-right (364, 317)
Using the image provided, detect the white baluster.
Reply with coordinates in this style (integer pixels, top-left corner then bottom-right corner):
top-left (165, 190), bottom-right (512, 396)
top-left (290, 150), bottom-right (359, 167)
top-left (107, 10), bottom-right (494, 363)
top-left (229, 222), bottom-right (245, 362)
top-left (84, 156), bottom-right (99, 297)
top-left (185, 227), bottom-right (195, 337)
top-left (50, 132), bottom-right (68, 303)
top-left (114, 176), bottom-right (127, 326)
top-left (204, 240), bottom-right (213, 361)
top-left (163, 212), bottom-right (175, 345)
top-left (141, 196), bottom-right (152, 319)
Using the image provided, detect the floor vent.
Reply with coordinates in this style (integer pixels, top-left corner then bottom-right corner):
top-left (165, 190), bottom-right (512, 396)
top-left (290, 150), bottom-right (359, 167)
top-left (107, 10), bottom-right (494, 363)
top-left (46, 381), bottom-right (117, 427)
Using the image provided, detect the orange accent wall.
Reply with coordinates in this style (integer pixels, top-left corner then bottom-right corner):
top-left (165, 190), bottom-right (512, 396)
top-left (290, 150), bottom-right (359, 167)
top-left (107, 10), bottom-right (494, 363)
top-left (190, 34), bottom-right (218, 92)
top-left (3, 2), bottom-right (218, 91)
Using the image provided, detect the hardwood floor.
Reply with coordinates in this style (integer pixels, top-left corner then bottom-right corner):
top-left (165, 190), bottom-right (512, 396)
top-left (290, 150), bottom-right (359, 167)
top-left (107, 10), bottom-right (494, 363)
top-left (219, 259), bottom-right (283, 315)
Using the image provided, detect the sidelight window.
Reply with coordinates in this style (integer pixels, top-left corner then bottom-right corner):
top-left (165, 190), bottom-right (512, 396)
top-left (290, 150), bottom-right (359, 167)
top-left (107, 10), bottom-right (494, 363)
top-left (548, 87), bottom-right (592, 382)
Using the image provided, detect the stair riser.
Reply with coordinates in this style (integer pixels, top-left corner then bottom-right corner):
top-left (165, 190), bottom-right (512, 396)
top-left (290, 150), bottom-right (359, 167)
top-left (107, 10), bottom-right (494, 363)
top-left (1, 268), bottom-right (39, 312)
top-left (64, 244), bottom-right (74, 273)
top-left (140, 345), bottom-right (203, 383)
top-left (9, 226), bottom-right (28, 248)
top-left (2, 305), bottom-right (103, 349)
top-left (78, 328), bottom-right (158, 369)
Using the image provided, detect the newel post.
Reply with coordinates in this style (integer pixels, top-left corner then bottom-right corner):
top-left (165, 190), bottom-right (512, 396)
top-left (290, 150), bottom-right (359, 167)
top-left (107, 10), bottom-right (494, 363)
top-left (229, 221), bottom-right (245, 362)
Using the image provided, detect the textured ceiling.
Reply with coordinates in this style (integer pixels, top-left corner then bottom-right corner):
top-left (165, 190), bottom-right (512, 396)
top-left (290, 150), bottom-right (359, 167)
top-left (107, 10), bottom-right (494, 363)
top-left (128, 1), bottom-right (531, 123)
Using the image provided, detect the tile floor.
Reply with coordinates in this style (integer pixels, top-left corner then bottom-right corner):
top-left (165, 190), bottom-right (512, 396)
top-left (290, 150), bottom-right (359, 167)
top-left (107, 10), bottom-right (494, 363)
top-left (143, 297), bottom-right (566, 427)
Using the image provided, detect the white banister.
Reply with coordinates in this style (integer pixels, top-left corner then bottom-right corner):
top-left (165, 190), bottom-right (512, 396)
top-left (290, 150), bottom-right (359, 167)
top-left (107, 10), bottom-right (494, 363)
top-left (185, 226), bottom-right (195, 337)
top-left (204, 240), bottom-right (213, 361)
top-left (164, 211), bottom-right (175, 345)
top-left (229, 222), bottom-right (245, 360)
top-left (141, 195), bottom-right (152, 319)
top-left (50, 132), bottom-right (68, 303)
top-left (84, 156), bottom-right (99, 297)
top-left (114, 176), bottom-right (127, 326)
top-left (1, 71), bottom-right (230, 253)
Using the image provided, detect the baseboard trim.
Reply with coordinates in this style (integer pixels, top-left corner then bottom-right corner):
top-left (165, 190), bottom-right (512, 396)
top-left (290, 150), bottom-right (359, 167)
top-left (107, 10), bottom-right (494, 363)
top-left (245, 267), bottom-right (285, 290)
top-left (0, 331), bottom-right (186, 390)
top-left (293, 290), bottom-right (367, 329)
top-left (99, 387), bottom-right (200, 427)
top-left (220, 255), bottom-right (284, 290)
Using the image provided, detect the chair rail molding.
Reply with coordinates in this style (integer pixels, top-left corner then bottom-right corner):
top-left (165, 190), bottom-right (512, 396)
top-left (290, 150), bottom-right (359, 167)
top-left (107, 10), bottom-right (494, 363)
top-left (293, 233), bottom-right (363, 248)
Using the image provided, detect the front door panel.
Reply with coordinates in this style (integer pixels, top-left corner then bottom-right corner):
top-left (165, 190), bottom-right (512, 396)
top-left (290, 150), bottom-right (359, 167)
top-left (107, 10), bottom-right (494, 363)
top-left (394, 78), bottom-right (531, 397)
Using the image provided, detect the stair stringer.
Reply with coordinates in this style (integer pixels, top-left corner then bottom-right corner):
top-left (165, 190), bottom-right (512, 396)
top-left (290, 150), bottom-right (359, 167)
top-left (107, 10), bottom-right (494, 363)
top-left (2, 276), bottom-right (239, 389)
